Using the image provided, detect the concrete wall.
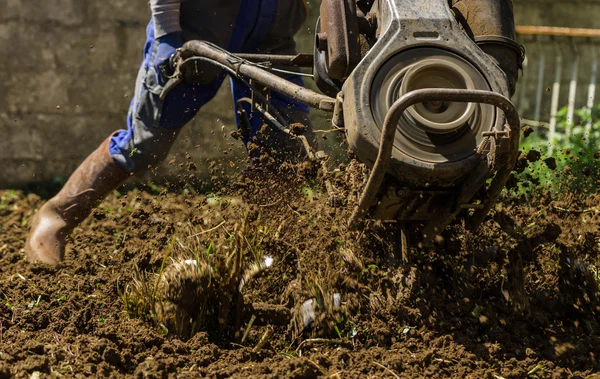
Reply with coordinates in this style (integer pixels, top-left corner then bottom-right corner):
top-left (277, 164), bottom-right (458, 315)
top-left (1, 0), bottom-right (596, 187)
top-left (2, 0), bottom-right (146, 186)
top-left (0, 0), bottom-right (271, 187)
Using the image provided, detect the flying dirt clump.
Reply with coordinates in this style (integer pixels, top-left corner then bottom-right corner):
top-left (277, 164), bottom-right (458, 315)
top-left (513, 149), bottom-right (542, 173)
top-left (289, 122), bottom-right (308, 136)
top-left (544, 157), bottom-right (557, 170)
top-left (521, 125), bottom-right (534, 138)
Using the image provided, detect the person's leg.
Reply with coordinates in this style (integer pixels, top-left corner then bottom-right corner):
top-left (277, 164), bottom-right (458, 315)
top-left (25, 20), bottom-right (225, 264)
top-left (25, 0), bottom-right (309, 264)
top-left (230, 75), bottom-right (315, 164)
top-left (230, 0), bottom-right (317, 164)
top-left (25, 135), bottom-right (130, 264)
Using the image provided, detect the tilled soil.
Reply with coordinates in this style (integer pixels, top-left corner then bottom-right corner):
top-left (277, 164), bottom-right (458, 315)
top-left (1, 167), bottom-right (599, 378)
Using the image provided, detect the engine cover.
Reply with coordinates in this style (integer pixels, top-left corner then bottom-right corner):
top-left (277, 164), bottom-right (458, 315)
top-left (343, 0), bottom-right (511, 188)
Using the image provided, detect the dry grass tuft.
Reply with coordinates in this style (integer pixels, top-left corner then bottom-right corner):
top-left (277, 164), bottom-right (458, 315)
top-left (122, 214), bottom-right (273, 339)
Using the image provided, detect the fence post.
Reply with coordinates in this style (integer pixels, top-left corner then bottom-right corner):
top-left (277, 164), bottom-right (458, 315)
top-left (548, 47), bottom-right (563, 157)
top-left (534, 47), bottom-right (546, 130)
top-left (518, 55), bottom-right (529, 115)
top-left (585, 45), bottom-right (598, 145)
top-left (566, 41), bottom-right (580, 139)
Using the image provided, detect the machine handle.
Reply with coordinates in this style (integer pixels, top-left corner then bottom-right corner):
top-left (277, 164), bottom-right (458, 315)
top-left (176, 41), bottom-right (337, 111)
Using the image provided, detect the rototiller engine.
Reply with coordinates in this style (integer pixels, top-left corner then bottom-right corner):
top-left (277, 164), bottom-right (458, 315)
top-left (173, 0), bottom-right (524, 250)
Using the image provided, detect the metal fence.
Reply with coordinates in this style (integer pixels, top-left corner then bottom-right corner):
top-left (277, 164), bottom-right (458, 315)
top-left (514, 26), bottom-right (600, 153)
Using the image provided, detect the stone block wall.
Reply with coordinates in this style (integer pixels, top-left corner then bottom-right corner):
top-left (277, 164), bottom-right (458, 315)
top-left (0, 0), bottom-right (246, 187)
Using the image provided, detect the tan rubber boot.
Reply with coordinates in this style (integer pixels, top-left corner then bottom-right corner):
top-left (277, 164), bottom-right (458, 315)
top-left (25, 135), bottom-right (129, 264)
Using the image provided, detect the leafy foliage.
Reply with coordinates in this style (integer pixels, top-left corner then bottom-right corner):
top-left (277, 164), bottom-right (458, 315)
top-left (512, 104), bottom-right (600, 197)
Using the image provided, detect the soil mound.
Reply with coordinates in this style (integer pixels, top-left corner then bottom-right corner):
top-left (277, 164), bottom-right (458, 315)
top-left (1, 163), bottom-right (599, 378)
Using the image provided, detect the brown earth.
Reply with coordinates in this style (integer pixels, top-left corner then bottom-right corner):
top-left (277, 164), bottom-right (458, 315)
top-left (1, 162), bottom-right (600, 378)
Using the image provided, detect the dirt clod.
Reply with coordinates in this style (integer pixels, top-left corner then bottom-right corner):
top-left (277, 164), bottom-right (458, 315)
top-left (527, 149), bottom-right (541, 163)
top-left (545, 157), bottom-right (558, 170)
top-left (522, 125), bottom-right (534, 138)
top-left (289, 122), bottom-right (308, 136)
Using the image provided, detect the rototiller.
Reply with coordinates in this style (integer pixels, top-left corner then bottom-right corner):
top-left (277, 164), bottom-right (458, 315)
top-left (170, 0), bottom-right (524, 253)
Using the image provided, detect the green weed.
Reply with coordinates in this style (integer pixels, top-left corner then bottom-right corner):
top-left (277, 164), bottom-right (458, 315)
top-left (514, 104), bottom-right (600, 197)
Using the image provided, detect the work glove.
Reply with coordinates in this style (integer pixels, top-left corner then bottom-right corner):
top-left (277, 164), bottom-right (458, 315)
top-left (153, 31), bottom-right (182, 85)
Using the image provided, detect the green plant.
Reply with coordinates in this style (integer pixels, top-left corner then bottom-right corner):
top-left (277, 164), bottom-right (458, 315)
top-left (512, 104), bottom-right (600, 197)
top-left (0, 190), bottom-right (19, 210)
top-left (472, 305), bottom-right (484, 318)
top-left (27, 295), bottom-right (41, 309)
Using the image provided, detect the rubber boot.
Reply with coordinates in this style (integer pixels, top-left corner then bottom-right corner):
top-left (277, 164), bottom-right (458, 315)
top-left (25, 135), bottom-right (129, 264)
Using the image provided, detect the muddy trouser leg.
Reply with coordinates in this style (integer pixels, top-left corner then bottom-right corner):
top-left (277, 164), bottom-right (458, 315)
top-left (110, 1), bottom-right (315, 172)
top-left (110, 20), bottom-right (227, 174)
top-left (230, 0), bottom-right (318, 164)
top-left (231, 76), bottom-right (316, 164)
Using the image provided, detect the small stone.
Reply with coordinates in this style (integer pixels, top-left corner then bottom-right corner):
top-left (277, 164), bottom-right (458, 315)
top-left (525, 348), bottom-right (537, 358)
top-left (56, 105), bottom-right (61, 110)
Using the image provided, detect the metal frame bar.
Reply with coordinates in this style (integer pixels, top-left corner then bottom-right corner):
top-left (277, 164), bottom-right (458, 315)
top-left (517, 26), bottom-right (600, 38)
top-left (235, 97), bottom-right (316, 160)
top-left (180, 41), bottom-right (336, 112)
top-left (234, 53), bottom-right (315, 67)
top-left (348, 88), bottom-right (521, 230)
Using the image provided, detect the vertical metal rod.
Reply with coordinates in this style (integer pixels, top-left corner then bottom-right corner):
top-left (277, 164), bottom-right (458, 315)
top-left (533, 49), bottom-right (546, 129)
top-left (517, 55), bottom-right (529, 115)
top-left (566, 51), bottom-right (580, 138)
top-left (548, 51), bottom-right (563, 156)
top-left (585, 45), bottom-right (598, 145)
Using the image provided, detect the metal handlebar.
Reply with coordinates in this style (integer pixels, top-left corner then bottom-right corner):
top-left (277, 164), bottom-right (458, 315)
top-left (173, 41), bottom-right (337, 112)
